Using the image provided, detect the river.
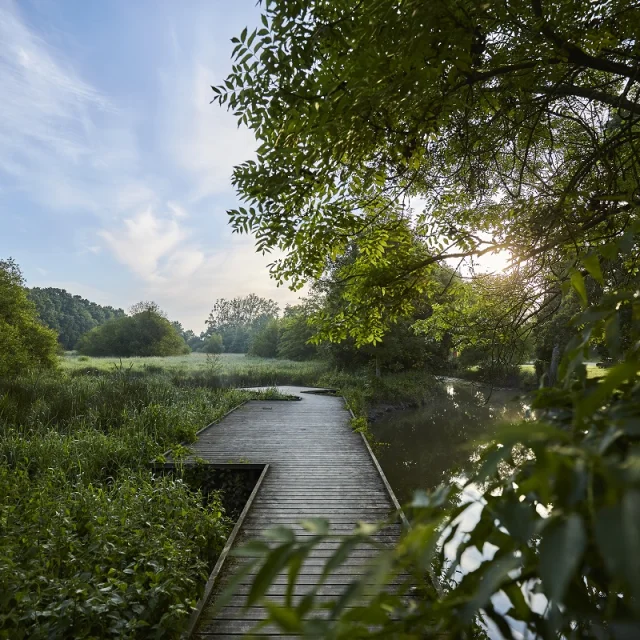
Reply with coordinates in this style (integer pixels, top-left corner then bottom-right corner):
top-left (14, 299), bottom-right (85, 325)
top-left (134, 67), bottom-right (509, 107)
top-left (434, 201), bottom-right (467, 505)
top-left (370, 377), bottom-right (532, 504)
top-left (370, 378), bottom-right (541, 637)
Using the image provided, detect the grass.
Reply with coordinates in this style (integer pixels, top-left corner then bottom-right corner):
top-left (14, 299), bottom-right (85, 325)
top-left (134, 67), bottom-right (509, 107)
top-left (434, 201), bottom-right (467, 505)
top-left (318, 369), bottom-right (443, 420)
top-left (61, 352), bottom-right (328, 388)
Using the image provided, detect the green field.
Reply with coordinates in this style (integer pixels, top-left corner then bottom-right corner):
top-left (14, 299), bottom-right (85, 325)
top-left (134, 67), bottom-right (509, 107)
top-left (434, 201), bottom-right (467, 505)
top-left (61, 352), bottom-right (328, 387)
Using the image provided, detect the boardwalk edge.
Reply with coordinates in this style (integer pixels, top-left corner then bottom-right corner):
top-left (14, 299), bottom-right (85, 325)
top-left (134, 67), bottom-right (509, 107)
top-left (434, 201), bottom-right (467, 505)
top-left (342, 397), bottom-right (410, 530)
top-left (183, 462), bottom-right (270, 639)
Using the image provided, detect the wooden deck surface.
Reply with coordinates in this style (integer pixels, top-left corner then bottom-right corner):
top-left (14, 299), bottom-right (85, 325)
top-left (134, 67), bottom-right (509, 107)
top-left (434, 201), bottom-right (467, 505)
top-left (191, 386), bottom-right (402, 638)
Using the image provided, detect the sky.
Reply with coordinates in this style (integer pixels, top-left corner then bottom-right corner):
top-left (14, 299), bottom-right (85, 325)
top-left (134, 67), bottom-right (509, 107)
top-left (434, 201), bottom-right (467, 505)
top-left (0, 0), bottom-right (302, 332)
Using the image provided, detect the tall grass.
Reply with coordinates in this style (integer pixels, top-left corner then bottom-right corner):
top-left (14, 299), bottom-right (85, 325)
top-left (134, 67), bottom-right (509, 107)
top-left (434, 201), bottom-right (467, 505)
top-left (0, 369), bottom-right (274, 639)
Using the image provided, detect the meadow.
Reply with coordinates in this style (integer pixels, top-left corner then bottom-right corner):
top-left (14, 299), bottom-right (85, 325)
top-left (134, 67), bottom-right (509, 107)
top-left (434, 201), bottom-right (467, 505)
top-left (61, 352), bottom-right (328, 388)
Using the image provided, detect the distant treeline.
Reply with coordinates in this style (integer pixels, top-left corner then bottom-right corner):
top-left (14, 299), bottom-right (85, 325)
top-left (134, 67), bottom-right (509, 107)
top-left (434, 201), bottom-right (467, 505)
top-left (28, 288), bottom-right (125, 350)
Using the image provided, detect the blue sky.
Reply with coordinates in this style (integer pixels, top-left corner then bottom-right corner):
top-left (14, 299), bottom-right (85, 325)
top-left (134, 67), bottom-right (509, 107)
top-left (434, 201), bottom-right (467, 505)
top-left (0, 0), bottom-right (301, 331)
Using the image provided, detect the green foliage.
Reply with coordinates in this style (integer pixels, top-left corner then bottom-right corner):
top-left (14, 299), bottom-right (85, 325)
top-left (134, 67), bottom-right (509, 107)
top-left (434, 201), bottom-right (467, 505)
top-left (77, 308), bottom-right (189, 357)
top-left (206, 294), bottom-right (279, 353)
top-left (28, 287), bottom-right (124, 350)
top-left (248, 319), bottom-right (280, 358)
top-left (0, 470), bottom-right (228, 640)
top-left (231, 276), bottom-right (640, 636)
top-left (318, 369), bottom-right (441, 419)
top-left (0, 371), bottom-right (271, 639)
top-left (0, 258), bottom-right (59, 377)
top-left (215, 0), bottom-right (640, 347)
top-left (277, 304), bottom-right (319, 361)
top-left (202, 333), bottom-right (224, 354)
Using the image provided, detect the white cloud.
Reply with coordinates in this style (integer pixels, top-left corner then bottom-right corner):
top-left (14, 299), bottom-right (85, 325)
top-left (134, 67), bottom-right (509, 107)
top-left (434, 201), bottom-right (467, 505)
top-left (99, 207), bottom-right (189, 281)
top-left (2, 0), bottom-right (299, 331)
top-left (167, 201), bottom-right (188, 218)
top-left (98, 204), bottom-right (301, 330)
top-left (145, 236), bottom-right (302, 331)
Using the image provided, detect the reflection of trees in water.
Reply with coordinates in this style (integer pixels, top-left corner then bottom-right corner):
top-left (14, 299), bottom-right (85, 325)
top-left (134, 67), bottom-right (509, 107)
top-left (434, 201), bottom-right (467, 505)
top-left (371, 380), bottom-right (530, 503)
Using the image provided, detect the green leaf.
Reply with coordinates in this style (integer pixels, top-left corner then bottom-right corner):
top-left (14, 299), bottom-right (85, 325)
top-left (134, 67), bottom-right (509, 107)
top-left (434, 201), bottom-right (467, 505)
top-left (264, 601), bottom-right (302, 632)
top-left (263, 526), bottom-right (295, 543)
top-left (577, 360), bottom-right (640, 421)
top-left (539, 513), bottom-right (586, 603)
top-left (299, 518), bottom-right (329, 535)
top-left (570, 270), bottom-right (588, 306)
top-left (321, 537), bottom-right (362, 582)
top-left (233, 540), bottom-right (271, 557)
top-left (595, 491), bottom-right (640, 605)
top-left (582, 253), bottom-right (604, 285)
top-left (209, 559), bottom-right (257, 615)
top-left (286, 551), bottom-right (304, 607)
top-left (247, 544), bottom-right (293, 606)
top-left (461, 552), bottom-right (522, 622)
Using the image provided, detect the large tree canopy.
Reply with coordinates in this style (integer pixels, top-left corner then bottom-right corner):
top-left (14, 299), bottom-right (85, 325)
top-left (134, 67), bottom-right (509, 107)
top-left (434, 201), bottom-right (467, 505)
top-left (213, 3), bottom-right (640, 637)
top-left (205, 294), bottom-right (279, 353)
top-left (214, 0), bottom-right (640, 345)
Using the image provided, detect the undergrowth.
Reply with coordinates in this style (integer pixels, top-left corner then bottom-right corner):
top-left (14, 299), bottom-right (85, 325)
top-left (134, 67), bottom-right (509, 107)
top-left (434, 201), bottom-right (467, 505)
top-left (0, 370), bottom-right (276, 639)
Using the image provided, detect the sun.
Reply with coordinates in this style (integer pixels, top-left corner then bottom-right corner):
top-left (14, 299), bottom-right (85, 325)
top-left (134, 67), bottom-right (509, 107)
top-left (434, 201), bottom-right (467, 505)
top-left (475, 249), bottom-right (513, 274)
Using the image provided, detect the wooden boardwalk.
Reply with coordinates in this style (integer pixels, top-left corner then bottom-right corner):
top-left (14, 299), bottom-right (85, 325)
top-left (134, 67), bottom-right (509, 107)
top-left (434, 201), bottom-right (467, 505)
top-left (190, 386), bottom-right (403, 638)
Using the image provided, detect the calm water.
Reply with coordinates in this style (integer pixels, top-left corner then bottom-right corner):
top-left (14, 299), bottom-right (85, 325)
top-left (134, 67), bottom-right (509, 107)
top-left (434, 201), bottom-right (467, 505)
top-left (370, 377), bottom-right (531, 504)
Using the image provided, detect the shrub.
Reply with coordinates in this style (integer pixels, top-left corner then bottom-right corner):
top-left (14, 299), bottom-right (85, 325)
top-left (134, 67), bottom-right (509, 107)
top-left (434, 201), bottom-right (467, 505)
top-left (202, 333), bottom-right (224, 354)
top-left (77, 311), bottom-right (189, 357)
top-left (0, 258), bottom-right (58, 377)
top-left (0, 371), bottom-right (264, 638)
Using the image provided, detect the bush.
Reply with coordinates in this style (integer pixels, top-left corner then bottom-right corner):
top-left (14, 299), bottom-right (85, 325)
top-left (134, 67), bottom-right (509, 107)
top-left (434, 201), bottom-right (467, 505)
top-left (0, 371), bottom-right (263, 639)
top-left (77, 311), bottom-right (189, 357)
top-left (202, 333), bottom-right (224, 354)
top-left (0, 258), bottom-right (58, 377)
top-left (248, 319), bottom-right (279, 358)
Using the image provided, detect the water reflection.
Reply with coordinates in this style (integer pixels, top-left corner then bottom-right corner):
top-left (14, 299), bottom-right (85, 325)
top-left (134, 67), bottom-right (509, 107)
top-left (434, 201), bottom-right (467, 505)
top-left (370, 377), bottom-right (530, 504)
top-left (372, 379), bottom-right (543, 638)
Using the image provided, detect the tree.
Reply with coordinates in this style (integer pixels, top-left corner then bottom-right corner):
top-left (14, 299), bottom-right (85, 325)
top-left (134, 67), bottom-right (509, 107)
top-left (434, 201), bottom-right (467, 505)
top-left (248, 319), bottom-right (280, 358)
top-left (77, 306), bottom-right (189, 357)
top-left (214, 0), bottom-right (640, 345)
top-left (0, 258), bottom-right (58, 376)
top-left (206, 294), bottom-right (279, 352)
top-left (129, 301), bottom-right (166, 318)
top-left (277, 303), bottom-right (319, 361)
top-left (28, 287), bottom-right (125, 350)
top-left (201, 333), bottom-right (224, 354)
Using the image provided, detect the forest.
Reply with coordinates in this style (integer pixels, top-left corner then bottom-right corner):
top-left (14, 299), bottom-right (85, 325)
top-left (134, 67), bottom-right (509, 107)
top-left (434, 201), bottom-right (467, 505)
top-left (1, 0), bottom-right (640, 638)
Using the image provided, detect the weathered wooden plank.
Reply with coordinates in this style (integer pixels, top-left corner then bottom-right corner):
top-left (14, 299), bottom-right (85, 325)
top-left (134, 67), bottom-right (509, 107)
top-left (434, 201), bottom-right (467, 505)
top-left (189, 386), bottom-right (405, 636)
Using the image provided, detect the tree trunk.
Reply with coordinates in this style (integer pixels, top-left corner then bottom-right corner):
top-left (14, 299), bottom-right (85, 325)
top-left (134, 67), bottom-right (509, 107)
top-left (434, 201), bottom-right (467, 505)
top-left (549, 343), bottom-right (561, 386)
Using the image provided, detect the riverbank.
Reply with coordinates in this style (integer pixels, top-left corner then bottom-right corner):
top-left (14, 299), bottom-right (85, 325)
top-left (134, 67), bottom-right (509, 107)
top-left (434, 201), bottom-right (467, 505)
top-left (318, 369), bottom-right (443, 422)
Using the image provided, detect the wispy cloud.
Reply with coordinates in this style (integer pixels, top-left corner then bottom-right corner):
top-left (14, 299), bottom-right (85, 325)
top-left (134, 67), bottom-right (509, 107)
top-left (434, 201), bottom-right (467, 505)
top-left (99, 203), bottom-right (300, 329)
top-left (0, 1), bottom-right (139, 213)
top-left (158, 36), bottom-right (256, 202)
